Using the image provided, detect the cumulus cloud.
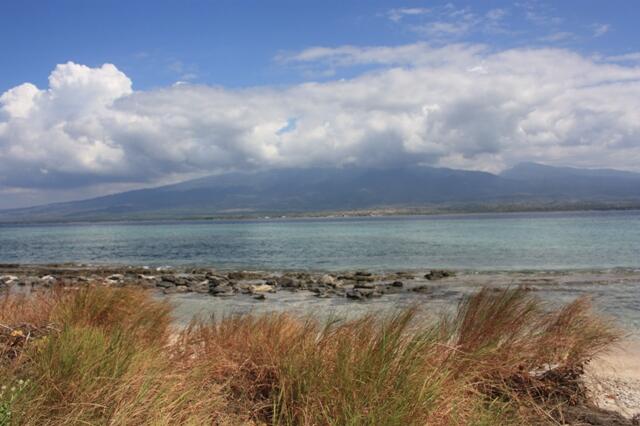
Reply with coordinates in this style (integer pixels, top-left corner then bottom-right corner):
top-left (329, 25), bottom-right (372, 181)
top-left (2, 47), bottom-right (640, 207)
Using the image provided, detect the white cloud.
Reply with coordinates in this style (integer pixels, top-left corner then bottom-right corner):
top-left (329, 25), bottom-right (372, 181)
top-left (607, 52), bottom-right (640, 62)
top-left (2, 48), bottom-right (640, 206)
top-left (592, 23), bottom-right (610, 37)
top-left (387, 7), bottom-right (430, 23)
top-left (539, 31), bottom-right (577, 43)
top-left (278, 43), bottom-right (485, 68)
top-left (393, 4), bottom-right (510, 40)
top-left (418, 20), bottom-right (474, 38)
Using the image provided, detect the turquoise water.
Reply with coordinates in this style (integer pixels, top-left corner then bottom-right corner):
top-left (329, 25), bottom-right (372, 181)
top-left (1, 210), bottom-right (640, 271)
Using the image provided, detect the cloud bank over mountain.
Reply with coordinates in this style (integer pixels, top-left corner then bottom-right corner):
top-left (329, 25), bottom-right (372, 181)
top-left (2, 44), bottom-right (640, 207)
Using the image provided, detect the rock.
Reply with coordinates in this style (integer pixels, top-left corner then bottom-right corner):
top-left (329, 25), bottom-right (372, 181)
top-left (253, 294), bottom-right (266, 301)
top-left (424, 270), bottom-right (454, 280)
top-left (209, 275), bottom-right (227, 284)
top-left (277, 276), bottom-right (301, 289)
top-left (210, 284), bottom-right (234, 296)
top-left (354, 281), bottom-right (375, 289)
top-left (562, 405), bottom-right (634, 426)
top-left (172, 273), bottom-right (195, 286)
top-left (137, 274), bottom-right (156, 280)
top-left (319, 274), bottom-right (337, 286)
top-left (346, 288), bottom-right (380, 300)
top-left (0, 275), bottom-right (18, 284)
top-left (346, 289), bottom-right (364, 300)
top-left (190, 280), bottom-right (210, 293)
top-left (227, 271), bottom-right (262, 280)
top-left (106, 274), bottom-right (124, 281)
top-left (160, 275), bottom-right (177, 283)
top-left (354, 275), bottom-right (375, 283)
top-left (391, 281), bottom-right (404, 287)
top-left (40, 275), bottom-right (57, 286)
top-left (174, 285), bottom-right (190, 293)
top-left (156, 281), bottom-right (175, 289)
top-left (410, 285), bottom-right (431, 293)
top-left (250, 284), bottom-right (274, 293)
top-left (208, 277), bottom-right (228, 288)
top-left (354, 271), bottom-right (372, 277)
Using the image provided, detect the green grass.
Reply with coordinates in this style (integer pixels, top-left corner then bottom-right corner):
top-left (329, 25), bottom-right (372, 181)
top-left (0, 285), bottom-right (622, 425)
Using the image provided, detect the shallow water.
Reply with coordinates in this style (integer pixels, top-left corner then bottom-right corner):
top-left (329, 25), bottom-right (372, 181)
top-left (2, 210), bottom-right (640, 271)
top-left (165, 269), bottom-right (640, 336)
top-left (2, 210), bottom-right (640, 334)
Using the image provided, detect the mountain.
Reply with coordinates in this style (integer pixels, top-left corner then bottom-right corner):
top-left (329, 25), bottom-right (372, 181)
top-left (500, 162), bottom-right (640, 199)
top-left (2, 164), bottom-right (640, 222)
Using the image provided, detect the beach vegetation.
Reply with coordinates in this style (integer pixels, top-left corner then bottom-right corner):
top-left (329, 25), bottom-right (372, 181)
top-left (0, 286), bottom-right (621, 425)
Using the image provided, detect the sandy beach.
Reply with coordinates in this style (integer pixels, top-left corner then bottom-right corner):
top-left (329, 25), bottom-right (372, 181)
top-left (586, 340), bottom-right (640, 421)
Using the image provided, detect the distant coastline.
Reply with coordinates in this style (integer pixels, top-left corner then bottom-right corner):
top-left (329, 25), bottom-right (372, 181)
top-left (3, 200), bottom-right (640, 225)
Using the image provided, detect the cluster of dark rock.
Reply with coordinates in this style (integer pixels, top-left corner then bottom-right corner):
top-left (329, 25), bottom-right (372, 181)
top-left (0, 264), bottom-right (456, 301)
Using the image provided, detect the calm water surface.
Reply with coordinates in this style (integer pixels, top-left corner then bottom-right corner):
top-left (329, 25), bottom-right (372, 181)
top-left (1, 210), bottom-right (639, 271)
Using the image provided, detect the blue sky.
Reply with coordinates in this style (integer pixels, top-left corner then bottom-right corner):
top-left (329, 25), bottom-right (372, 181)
top-left (1, 1), bottom-right (640, 208)
top-left (1, 0), bottom-right (637, 92)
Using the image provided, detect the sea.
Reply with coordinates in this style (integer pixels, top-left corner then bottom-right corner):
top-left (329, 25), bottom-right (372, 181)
top-left (1, 210), bottom-right (639, 332)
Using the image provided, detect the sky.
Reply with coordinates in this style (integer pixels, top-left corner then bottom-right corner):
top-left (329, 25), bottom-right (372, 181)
top-left (1, 0), bottom-right (640, 208)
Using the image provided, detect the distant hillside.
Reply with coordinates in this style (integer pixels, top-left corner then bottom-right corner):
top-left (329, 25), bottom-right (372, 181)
top-left (2, 164), bottom-right (640, 222)
top-left (500, 162), bottom-right (640, 199)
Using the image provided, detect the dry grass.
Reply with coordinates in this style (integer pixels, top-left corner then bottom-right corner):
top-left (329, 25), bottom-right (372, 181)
top-left (0, 285), bottom-right (622, 425)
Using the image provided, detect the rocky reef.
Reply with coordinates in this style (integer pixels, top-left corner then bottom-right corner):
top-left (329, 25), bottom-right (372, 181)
top-left (0, 264), bottom-right (458, 301)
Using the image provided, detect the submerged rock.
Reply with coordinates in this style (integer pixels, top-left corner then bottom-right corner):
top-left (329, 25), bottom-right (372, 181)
top-left (227, 271), bottom-right (263, 280)
top-left (210, 283), bottom-right (234, 296)
top-left (424, 270), bottom-right (455, 280)
top-left (410, 285), bottom-right (431, 293)
top-left (346, 288), bottom-right (381, 300)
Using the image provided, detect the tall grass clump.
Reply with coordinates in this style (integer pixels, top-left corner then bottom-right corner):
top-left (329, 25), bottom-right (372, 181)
top-left (0, 284), bottom-right (623, 425)
top-left (0, 286), bottom-right (228, 425)
top-left (175, 288), bottom-right (621, 425)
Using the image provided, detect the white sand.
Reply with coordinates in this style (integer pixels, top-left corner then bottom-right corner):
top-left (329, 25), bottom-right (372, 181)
top-left (585, 340), bottom-right (640, 419)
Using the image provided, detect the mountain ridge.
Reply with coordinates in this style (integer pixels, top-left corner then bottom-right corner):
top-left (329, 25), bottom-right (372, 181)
top-left (2, 163), bottom-right (640, 223)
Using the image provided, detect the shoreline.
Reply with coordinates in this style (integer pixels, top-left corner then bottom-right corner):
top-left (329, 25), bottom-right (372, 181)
top-left (3, 263), bottom-right (640, 333)
top-left (2, 206), bottom-right (640, 226)
top-left (2, 261), bottom-right (640, 274)
top-left (3, 263), bottom-right (640, 295)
